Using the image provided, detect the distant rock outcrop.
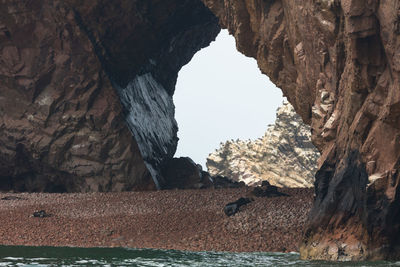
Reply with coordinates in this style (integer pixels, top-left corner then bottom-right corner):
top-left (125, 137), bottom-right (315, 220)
top-left (207, 101), bottom-right (320, 187)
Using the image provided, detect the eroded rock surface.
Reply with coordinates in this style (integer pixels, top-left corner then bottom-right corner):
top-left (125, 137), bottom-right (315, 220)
top-left (202, 0), bottom-right (400, 261)
top-left (0, 0), bottom-right (219, 192)
top-left (2, 0), bottom-right (400, 261)
top-left (207, 101), bottom-right (319, 187)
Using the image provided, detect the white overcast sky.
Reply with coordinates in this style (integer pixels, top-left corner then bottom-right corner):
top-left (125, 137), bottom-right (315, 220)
top-left (173, 30), bottom-right (284, 168)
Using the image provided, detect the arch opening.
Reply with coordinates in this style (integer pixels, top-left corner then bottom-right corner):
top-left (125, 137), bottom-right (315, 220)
top-left (171, 30), bottom-right (320, 188)
top-left (174, 30), bottom-right (283, 168)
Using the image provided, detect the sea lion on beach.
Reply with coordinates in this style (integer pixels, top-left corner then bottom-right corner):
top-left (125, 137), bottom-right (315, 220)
top-left (224, 197), bottom-right (253, 216)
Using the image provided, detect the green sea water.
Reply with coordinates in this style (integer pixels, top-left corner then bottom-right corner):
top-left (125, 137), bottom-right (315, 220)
top-left (0, 246), bottom-right (398, 266)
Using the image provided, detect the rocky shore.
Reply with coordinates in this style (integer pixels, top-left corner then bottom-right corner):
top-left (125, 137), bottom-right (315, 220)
top-left (0, 188), bottom-right (312, 252)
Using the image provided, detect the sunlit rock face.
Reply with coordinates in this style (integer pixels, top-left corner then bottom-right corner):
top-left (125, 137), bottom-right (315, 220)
top-left (0, 0), bottom-right (220, 192)
top-left (207, 101), bottom-right (319, 188)
top-left (202, 0), bottom-right (400, 261)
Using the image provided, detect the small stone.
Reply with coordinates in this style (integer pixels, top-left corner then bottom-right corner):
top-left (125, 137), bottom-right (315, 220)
top-left (33, 210), bottom-right (51, 218)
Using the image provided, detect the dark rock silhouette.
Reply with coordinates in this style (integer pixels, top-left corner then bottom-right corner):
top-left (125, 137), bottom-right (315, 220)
top-left (161, 157), bottom-right (211, 189)
top-left (33, 210), bottom-right (51, 218)
top-left (249, 181), bottom-right (288, 198)
top-left (213, 176), bottom-right (245, 189)
top-left (161, 157), bottom-right (246, 190)
top-left (1, 196), bottom-right (24, 201)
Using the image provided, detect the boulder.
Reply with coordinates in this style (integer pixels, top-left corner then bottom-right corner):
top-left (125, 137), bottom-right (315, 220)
top-left (249, 182), bottom-right (288, 198)
top-left (160, 157), bottom-right (213, 189)
top-left (33, 210), bottom-right (51, 218)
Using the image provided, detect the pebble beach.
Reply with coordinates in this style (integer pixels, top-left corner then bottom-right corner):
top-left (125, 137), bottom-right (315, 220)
top-left (0, 188), bottom-right (313, 252)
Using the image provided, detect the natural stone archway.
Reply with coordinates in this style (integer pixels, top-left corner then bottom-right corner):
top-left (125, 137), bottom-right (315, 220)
top-left (1, 0), bottom-right (400, 261)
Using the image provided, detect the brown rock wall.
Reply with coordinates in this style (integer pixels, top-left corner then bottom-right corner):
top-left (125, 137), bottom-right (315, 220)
top-left (0, 0), bottom-right (220, 192)
top-left (202, 0), bottom-right (400, 261)
top-left (1, 0), bottom-right (400, 260)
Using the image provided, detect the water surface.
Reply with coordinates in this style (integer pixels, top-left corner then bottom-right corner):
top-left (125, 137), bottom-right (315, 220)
top-left (0, 246), bottom-right (398, 266)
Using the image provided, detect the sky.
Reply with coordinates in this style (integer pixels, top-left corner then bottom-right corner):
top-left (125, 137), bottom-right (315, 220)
top-left (173, 30), bottom-right (283, 168)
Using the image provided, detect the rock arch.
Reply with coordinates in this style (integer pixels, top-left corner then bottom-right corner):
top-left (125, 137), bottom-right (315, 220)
top-left (1, 0), bottom-right (400, 261)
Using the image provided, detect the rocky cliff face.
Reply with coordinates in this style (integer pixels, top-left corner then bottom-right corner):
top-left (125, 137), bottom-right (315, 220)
top-left (2, 0), bottom-right (400, 261)
top-left (202, 0), bottom-right (400, 261)
top-left (0, 0), bottom-right (219, 192)
top-left (207, 101), bottom-right (319, 187)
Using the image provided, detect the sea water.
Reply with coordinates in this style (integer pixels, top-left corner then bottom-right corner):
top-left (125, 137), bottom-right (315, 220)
top-left (0, 246), bottom-right (398, 267)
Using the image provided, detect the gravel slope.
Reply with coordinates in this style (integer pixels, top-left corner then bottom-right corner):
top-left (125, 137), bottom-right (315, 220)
top-left (0, 188), bottom-right (313, 252)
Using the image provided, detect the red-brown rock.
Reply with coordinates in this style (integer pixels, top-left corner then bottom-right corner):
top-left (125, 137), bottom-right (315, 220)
top-left (201, 0), bottom-right (400, 261)
top-left (2, 0), bottom-right (400, 261)
top-left (0, 0), bottom-right (219, 192)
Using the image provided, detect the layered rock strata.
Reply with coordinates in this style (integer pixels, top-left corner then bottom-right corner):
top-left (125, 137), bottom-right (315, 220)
top-left (0, 0), bottom-right (219, 191)
top-left (202, 0), bottom-right (400, 261)
top-left (207, 101), bottom-right (319, 187)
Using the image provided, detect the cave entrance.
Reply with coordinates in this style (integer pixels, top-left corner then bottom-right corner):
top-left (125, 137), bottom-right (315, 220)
top-left (173, 30), bottom-right (283, 169)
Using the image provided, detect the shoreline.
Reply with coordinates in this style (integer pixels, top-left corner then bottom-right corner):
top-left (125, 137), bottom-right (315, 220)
top-left (0, 188), bottom-right (313, 252)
